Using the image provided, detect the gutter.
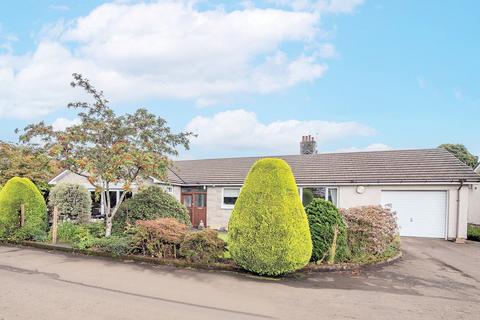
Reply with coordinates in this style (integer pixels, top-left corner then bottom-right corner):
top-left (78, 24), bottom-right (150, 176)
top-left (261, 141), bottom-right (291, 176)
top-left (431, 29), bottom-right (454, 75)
top-left (455, 179), bottom-right (466, 243)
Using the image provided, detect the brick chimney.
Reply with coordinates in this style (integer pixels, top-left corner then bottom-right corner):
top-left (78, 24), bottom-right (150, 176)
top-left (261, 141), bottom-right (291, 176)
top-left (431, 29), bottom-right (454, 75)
top-left (300, 135), bottom-right (317, 155)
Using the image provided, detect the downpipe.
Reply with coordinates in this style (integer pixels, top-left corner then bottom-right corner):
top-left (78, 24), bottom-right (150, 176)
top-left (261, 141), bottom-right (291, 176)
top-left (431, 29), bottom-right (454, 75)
top-left (455, 179), bottom-right (466, 243)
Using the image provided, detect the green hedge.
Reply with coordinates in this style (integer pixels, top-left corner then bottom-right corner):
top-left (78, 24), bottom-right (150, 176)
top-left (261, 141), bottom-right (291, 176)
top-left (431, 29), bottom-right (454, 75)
top-left (228, 158), bottom-right (312, 276)
top-left (0, 177), bottom-right (47, 240)
top-left (113, 186), bottom-right (191, 234)
top-left (468, 224), bottom-right (480, 241)
top-left (305, 198), bottom-right (349, 263)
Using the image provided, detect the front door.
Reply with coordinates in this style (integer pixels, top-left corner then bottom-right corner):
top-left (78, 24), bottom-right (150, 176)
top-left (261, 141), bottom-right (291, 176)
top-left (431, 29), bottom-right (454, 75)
top-left (181, 189), bottom-right (207, 228)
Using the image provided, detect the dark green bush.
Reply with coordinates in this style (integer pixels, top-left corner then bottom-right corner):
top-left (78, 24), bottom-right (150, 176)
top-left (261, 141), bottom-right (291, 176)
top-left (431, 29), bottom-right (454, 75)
top-left (92, 236), bottom-right (133, 256)
top-left (48, 183), bottom-right (92, 224)
top-left (132, 218), bottom-right (189, 258)
top-left (0, 177), bottom-right (48, 241)
top-left (468, 224), bottom-right (480, 241)
top-left (113, 186), bottom-right (190, 234)
top-left (228, 158), bottom-right (312, 276)
top-left (305, 198), bottom-right (349, 263)
top-left (179, 229), bottom-right (226, 264)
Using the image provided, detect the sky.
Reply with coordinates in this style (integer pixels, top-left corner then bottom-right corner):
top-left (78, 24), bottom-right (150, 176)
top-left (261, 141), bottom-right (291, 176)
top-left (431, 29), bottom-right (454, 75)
top-left (0, 0), bottom-right (478, 159)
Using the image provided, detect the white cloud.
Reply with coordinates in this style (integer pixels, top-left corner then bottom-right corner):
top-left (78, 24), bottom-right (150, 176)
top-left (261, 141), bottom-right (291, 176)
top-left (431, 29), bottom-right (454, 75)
top-left (269, 0), bottom-right (364, 13)
top-left (316, 43), bottom-right (337, 58)
top-left (185, 109), bottom-right (374, 154)
top-left (334, 143), bottom-right (392, 153)
top-left (51, 117), bottom-right (80, 131)
top-left (0, 0), bottom-right (361, 119)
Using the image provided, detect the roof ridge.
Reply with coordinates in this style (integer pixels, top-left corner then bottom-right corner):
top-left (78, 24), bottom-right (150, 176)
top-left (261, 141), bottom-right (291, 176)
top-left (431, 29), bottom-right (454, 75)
top-left (173, 148), bottom-right (444, 162)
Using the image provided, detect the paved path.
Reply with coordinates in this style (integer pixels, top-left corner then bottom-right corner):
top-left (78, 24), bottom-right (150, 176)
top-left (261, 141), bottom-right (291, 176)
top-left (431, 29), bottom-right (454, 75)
top-left (1, 238), bottom-right (480, 319)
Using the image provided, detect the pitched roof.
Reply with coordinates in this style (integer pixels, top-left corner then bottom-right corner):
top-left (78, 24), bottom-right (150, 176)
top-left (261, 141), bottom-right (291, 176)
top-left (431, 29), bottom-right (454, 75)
top-left (167, 148), bottom-right (480, 185)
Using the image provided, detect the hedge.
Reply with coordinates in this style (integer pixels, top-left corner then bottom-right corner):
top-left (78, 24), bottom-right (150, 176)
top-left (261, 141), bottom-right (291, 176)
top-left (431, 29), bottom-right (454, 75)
top-left (0, 177), bottom-right (48, 240)
top-left (113, 186), bottom-right (191, 234)
top-left (228, 158), bottom-right (312, 276)
top-left (305, 198), bottom-right (349, 263)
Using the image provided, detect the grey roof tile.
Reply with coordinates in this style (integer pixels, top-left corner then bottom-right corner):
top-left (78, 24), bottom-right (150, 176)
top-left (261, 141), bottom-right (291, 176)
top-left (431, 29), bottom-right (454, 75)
top-left (167, 148), bottom-right (480, 185)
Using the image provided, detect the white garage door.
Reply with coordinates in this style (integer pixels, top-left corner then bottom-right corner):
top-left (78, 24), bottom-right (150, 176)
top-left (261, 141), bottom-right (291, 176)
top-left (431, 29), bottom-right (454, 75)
top-left (381, 191), bottom-right (447, 238)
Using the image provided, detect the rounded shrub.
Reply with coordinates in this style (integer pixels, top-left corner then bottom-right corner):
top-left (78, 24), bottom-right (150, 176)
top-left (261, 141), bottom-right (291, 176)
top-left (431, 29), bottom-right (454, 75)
top-left (113, 186), bottom-right (191, 234)
top-left (305, 198), bottom-right (349, 263)
top-left (228, 158), bottom-right (312, 276)
top-left (0, 177), bottom-right (48, 240)
top-left (49, 183), bottom-right (92, 224)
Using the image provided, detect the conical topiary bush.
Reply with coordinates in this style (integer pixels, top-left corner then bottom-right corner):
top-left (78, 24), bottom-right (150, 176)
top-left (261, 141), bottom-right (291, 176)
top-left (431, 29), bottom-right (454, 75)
top-left (228, 158), bottom-right (312, 276)
top-left (0, 177), bottom-right (48, 240)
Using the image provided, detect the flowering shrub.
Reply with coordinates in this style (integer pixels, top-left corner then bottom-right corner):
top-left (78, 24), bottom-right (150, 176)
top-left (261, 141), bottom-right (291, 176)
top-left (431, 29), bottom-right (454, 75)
top-left (179, 229), bottom-right (226, 264)
top-left (133, 218), bottom-right (188, 258)
top-left (340, 205), bottom-right (398, 258)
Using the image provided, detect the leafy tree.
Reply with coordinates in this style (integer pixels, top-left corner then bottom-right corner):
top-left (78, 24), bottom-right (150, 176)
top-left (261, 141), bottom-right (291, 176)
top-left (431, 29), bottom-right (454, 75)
top-left (228, 158), bottom-right (312, 276)
top-left (439, 144), bottom-right (478, 168)
top-left (0, 142), bottom-right (59, 194)
top-left (19, 73), bottom-right (193, 236)
top-left (49, 183), bottom-right (92, 224)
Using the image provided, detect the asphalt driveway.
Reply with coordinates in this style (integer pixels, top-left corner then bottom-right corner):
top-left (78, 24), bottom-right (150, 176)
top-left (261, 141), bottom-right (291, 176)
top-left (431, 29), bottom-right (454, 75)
top-left (1, 238), bottom-right (479, 319)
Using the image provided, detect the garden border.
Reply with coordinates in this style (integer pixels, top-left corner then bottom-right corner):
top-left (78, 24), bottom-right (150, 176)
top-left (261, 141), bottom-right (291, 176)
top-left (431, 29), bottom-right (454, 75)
top-left (0, 240), bottom-right (402, 275)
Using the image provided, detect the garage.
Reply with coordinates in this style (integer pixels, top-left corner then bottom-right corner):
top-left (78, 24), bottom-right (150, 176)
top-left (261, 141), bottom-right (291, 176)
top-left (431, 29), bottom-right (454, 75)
top-left (381, 191), bottom-right (447, 238)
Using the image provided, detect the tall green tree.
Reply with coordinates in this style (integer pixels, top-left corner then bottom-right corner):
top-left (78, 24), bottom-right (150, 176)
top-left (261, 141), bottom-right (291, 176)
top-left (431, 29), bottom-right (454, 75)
top-left (19, 73), bottom-right (193, 236)
top-left (0, 142), bottom-right (59, 194)
top-left (438, 144), bottom-right (478, 168)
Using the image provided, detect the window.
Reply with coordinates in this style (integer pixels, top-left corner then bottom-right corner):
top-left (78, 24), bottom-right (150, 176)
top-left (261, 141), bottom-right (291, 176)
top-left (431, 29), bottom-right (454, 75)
top-left (222, 188), bottom-right (240, 208)
top-left (195, 193), bottom-right (206, 207)
top-left (91, 191), bottom-right (102, 218)
top-left (183, 194), bottom-right (193, 208)
top-left (301, 187), bottom-right (337, 206)
top-left (163, 185), bottom-right (174, 194)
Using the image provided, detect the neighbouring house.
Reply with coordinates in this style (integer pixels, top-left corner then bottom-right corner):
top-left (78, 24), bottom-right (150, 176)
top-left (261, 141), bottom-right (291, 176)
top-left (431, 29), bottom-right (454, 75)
top-left (468, 164), bottom-right (480, 225)
top-left (48, 172), bottom-right (163, 218)
top-left (49, 138), bottom-right (480, 240)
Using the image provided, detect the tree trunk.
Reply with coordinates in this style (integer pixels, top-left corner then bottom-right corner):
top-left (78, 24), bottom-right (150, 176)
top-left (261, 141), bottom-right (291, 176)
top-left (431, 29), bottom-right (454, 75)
top-left (105, 214), bottom-right (113, 237)
top-left (104, 191), bottom-right (128, 237)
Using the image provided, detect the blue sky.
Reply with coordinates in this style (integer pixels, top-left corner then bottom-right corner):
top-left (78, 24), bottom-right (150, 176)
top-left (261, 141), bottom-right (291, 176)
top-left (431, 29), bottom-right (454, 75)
top-left (0, 0), bottom-right (478, 159)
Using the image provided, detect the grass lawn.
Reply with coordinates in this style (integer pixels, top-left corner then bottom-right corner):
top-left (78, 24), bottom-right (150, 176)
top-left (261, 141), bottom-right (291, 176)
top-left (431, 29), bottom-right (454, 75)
top-left (217, 232), bottom-right (231, 259)
top-left (468, 224), bottom-right (480, 241)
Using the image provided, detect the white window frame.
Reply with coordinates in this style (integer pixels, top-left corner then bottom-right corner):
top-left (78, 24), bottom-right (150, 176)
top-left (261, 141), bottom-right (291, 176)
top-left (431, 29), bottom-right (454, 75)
top-left (221, 187), bottom-right (241, 209)
top-left (163, 185), bottom-right (174, 195)
top-left (299, 186), bottom-right (338, 206)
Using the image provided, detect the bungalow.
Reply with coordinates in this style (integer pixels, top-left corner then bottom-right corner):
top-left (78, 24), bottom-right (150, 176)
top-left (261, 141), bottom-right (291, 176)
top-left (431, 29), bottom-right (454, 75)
top-left (468, 164), bottom-right (480, 225)
top-left (49, 142), bottom-right (480, 241)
